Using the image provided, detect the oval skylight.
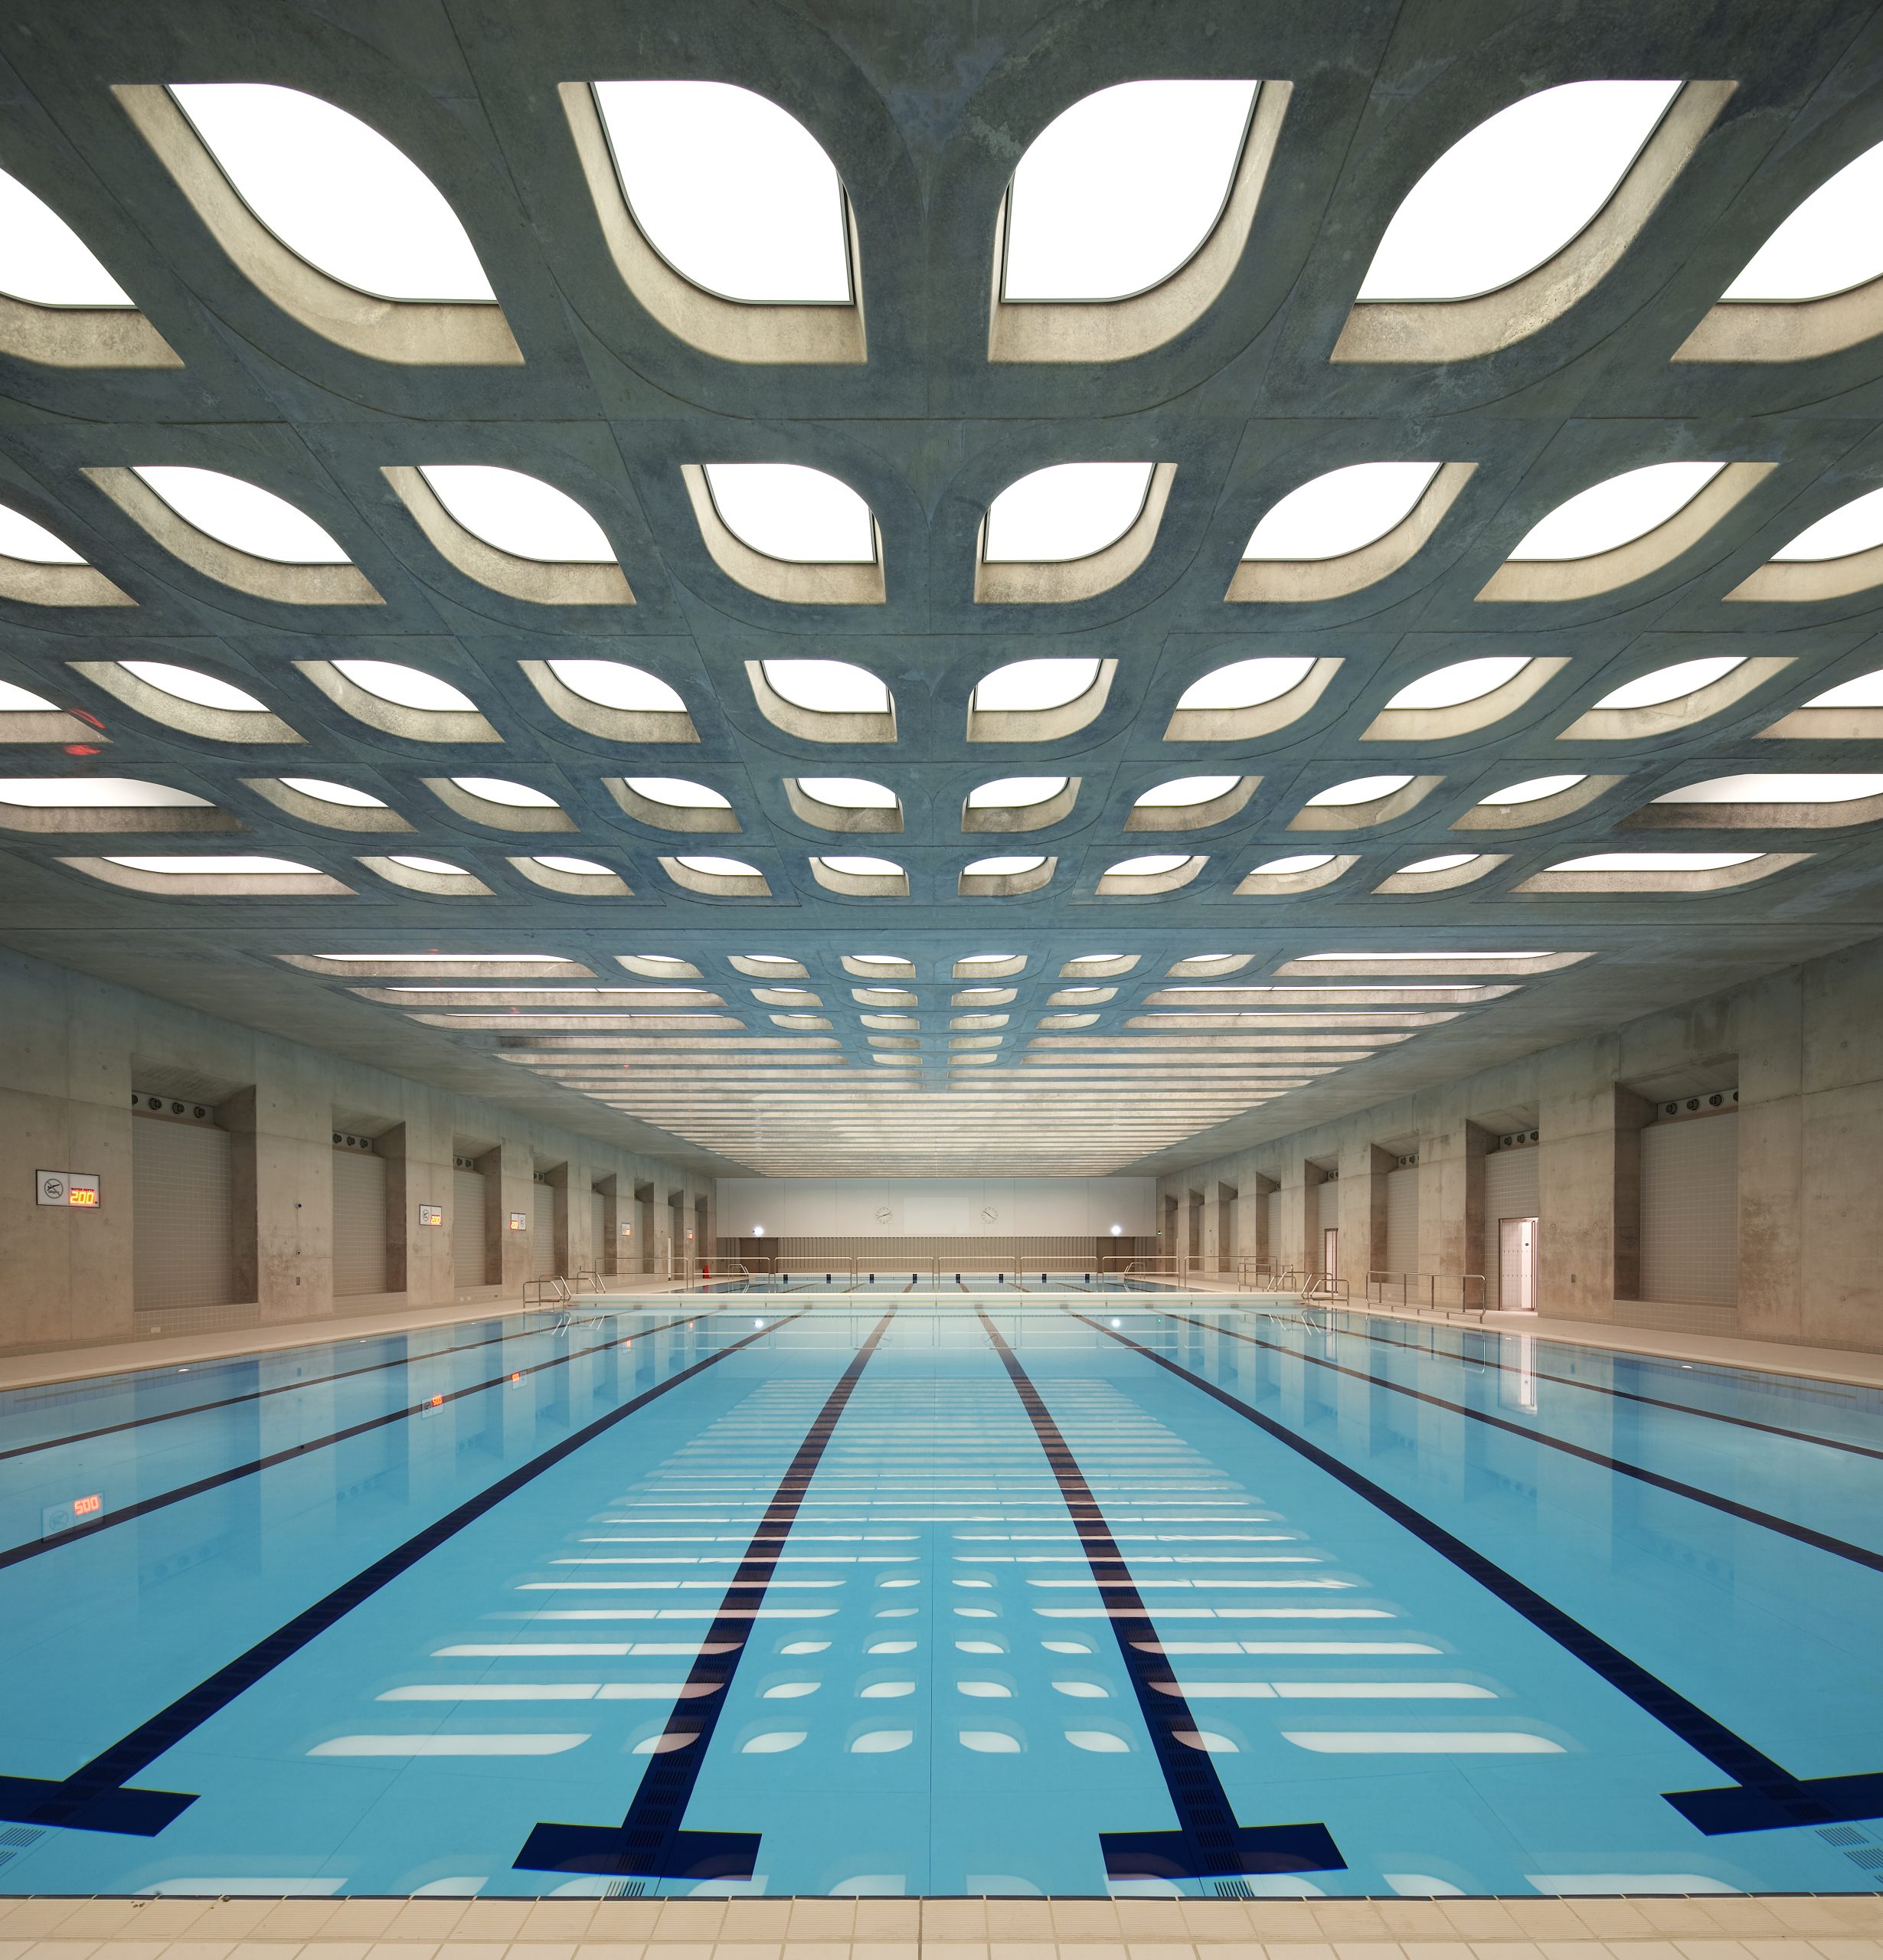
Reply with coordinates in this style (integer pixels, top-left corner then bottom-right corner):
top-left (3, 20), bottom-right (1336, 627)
top-left (389, 854), bottom-right (468, 875)
top-left (278, 778), bottom-right (387, 808)
top-left (818, 855), bottom-right (903, 876)
top-left (1248, 854), bottom-right (1333, 873)
top-left (1385, 657), bottom-right (1531, 710)
top-left (674, 855), bottom-right (760, 877)
top-left (332, 660), bottom-right (478, 712)
top-left (1594, 656), bottom-right (1744, 710)
top-left (1401, 853), bottom-right (1479, 874)
top-left (1357, 80), bottom-right (1682, 301)
top-left (982, 462), bottom-right (1153, 562)
top-left (796, 777), bottom-right (897, 808)
top-left (591, 80), bottom-right (849, 303)
top-left (1175, 657), bottom-right (1314, 710)
top-left (1550, 851), bottom-right (1761, 872)
top-left (1133, 775), bottom-right (1240, 807)
top-left (417, 466), bottom-right (613, 562)
top-left (1307, 774), bottom-right (1413, 807)
top-left (958, 953), bottom-right (1017, 965)
top-left (625, 777), bottom-right (731, 808)
top-left (1722, 139), bottom-right (1883, 301)
top-left (0, 777), bottom-right (210, 808)
top-left (703, 463), bottom-right (874, 563)
top-left (1478, 773), bottom-right (1586, 805)
top-left (450, 776), bottom-right (558, 808)
top-left (966, 776), bottom-right (1069, 808)
top-left (964, 855), bottom-right (1046, 876)
top-left (1806, 671), bottom-right (1883, 707)
top-left (1654, 773), bottom-right (1883, 803)
top-left (107, 854), bottom-right (319, 875)
top-left (1508, 462), bottom-right (1724, 561)
top-left (167, 83), bottom-right (495, 302)
top-left (1244, 462), bottom-right (1440, 560)
top-left (741, 953), bottom-right (800, 964)
top-left (546, 659), bottom-right (685, 711)
top-left (132, 467), bottom-right (350, 564)
top-left (972, 659), bottom-right (1100, 713)
top-left (0, 680), bottom-right (58, 711)
top-left (0, 504), bottom-right (83, 564)
top-left (0, 167), bottom-right (133, 306)
top-left (1002, 80), bottom-right (1257, 302)
top-left (1770, 485), bottom-right (1883, 563)
top-left (532, 854), bottom-right (613, 876)
top-left (762, 659), bottom-right (890, 714)
top-left (119, 661), bottom-right (269, 712)
top-left (1105, 854), bottom-right (1192, 876)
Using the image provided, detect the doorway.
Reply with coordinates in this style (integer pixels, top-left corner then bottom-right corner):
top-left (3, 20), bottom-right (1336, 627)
top-left (1322, 1226), bottom-right (1339, 1281)
top-left (1498, 1216), bottom-right (1539, 1312)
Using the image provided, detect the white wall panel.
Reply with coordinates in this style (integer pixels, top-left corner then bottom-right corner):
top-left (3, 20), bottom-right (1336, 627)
top-left (1385, 1165), bottom-right (1420, 1277)
top-left (715, 1176), bottom-right (1154, 1237)
top-left (531, 1181), bottom-right (556, 1277)
top-left (453, 1167), bottom-right (488, 1286)
top-left (132, 1117), bottom-right (235, 1314)
top-left (332, 1149), bottom-right (388, 1298)
top-left (1483, 1148), bottom-right (1541, 1310)
top-left (1641, 1114), bottom-right (1738, 1307)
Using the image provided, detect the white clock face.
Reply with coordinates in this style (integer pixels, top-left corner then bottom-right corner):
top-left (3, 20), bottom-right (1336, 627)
top-left (981, 1206), bottom-right (998, 1223)
top-left (874, 1206), bottom-right (892, 1223)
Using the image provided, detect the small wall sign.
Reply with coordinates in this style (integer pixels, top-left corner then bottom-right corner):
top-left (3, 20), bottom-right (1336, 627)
top-left (37, 1171), bottom-right (100, 1208)
top-left (418, 1203), bottom-right (443, 1227)
top-left (508, 1210), bottom-right (528, 1231)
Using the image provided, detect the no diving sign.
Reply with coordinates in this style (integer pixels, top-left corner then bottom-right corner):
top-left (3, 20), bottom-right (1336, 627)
top-left (37, 1170), bottom-right (101, 1208)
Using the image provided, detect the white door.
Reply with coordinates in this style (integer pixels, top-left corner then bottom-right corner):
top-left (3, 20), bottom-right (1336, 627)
top-left (1498, 1217), bottom-right (1538, 1312)
top-left (1322, 1226), bottom-right (1339, 1281)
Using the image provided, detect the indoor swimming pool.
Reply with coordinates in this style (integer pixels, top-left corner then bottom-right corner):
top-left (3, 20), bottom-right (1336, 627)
top-left (2, 1299), bottom-right (1880, 1900)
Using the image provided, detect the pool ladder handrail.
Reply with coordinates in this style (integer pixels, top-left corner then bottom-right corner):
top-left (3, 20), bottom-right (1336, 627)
top-left (1364, 1268), bottom-right (1489, 1321)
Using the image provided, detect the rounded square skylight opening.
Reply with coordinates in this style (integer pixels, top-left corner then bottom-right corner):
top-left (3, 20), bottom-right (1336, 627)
top-left (1594, 657), bottom-right (1744, 710)
top-left (625, 777), bottom-right (732, 808)
top-left (449, 776), bottom-right (559, 809)
top-left (132, 467), bottom-right (350, 564)
top-left (760, 660), bottom-right (891, 714)
top-left (1244, 462), bottom-right (1440, 560)
top-left (417, 466), bottom-right (614, 563)
top-left (1307, 774), bottom-right (1414, 808)
top-left (1477, 774), bottom-right (1587, 805)
top-left (279, 778), bottom-right (387, 808)
top-left (1175, 658), bottom-right (1314, 710)
top-left (119, 661), bottom-right (269, 713)
top-left (704, 464), bottom-right (874, 563)
top-left (971, 659), bottom-right (1100, 713)
top-left (795, 777), bottom-right (898, 808)
top-left (545, 661), bottom-right (686, 712)
top-left (982, 462), bottom-right (1154, 563)
top-left (1386, 657), bottom-right (1532, 710)
top-left (332, 661), bottom-right (479, 713)
top-left (1508, 462), bottom-right (1724, 562)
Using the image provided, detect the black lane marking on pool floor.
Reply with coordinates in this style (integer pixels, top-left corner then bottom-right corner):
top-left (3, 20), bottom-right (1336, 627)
top-left (978, 1309), bottom-right (1342, 1885)
top-left (515, 1307), bottom-right (897, 1883)
top-left (1287, 1308), bottom-right (1883, 1465)
top-left (1077, 1311), bottom-right (1883, 1839)
top-left (0, 1308), bottom-right (803, 1839)
top-left (0, 1309), bottom-right (636, 1465)
top-left (1, 1308), bottom-right (721, 1571)
top-left (1156, 1310), bottom-right (1883, 1576)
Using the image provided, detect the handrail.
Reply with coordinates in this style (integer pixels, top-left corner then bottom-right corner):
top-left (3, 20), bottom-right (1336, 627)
top-left (1365, 1269), bottom-right (1489, 1321)
top-left (522, 1273), bottom-right (570, 1308)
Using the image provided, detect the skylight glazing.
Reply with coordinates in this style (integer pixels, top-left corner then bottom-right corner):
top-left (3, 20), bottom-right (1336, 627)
top-left (0, 505), bottom-right (83, 564)
top-left (1508, 462), bottom-right (1724, 560)
top-left (545, 661), bottom-right (685, 711)
top-left (1654, 774), bottom-right (1883, 802)
top-left (0, 168), bottom-right (132, 306)
top-left (703, 463), bottom-right (874, 562)
top-left (963, 855), bottom-right (1045, 875)
top-left (1385, 657), bottom-right (1530, 709)
top-left (674, 855), bottom-right (760, 877)
top-left (1400, 853), bottom-right (1479, 873)
top-left (0, 778), bottom-right (209, 807)
top-left (0, 681), bottom-right (58, 711)
top-left (796, 777), bottom-right (897, 808)
top-left (389, 854), bottom-right (467, 875)
top-left (278, 779), bottom-right (387, 807)
top-left (1721, 139), bottom-right (1883, 301)
top-left (1478, 774), bottom-right (1587, 804)
top-left (1594, 656), bottom-right (1743, 709)
top-left (449, 776), bottom-right (558, 808)
top-left (532, 854), bottom-right (612, 875)
top-left (1307, 774), bottom-right (1413, 807)
top-left (762, 660), bottom-right (889, 714)
top-left (1133, 776), bottom-right (1240, 806)
top-left (1175, 658), bottom-right (1313, 709)
top-left (982, 462), bottom-right (1152, 561)
top-left (966, 777), bottom-right (1068, 808)
top-left (591, 80), bottom-right (850, 302)
top-left (107, 854), bottom-right (318, 874)
top-left (118, 662), bottom-right (269, 712)
top-left (1248, 854), bottom-right (1333, 873)
top-left (132, 467), bottom-right (349, 564)
top-left (417, 466), bottom-right (613, 562)
top-left (1002, 80), bottom-right (1257, 301)
top-left (815, 855), bottom-right (902, 876)
top-left (1770, 485), bottom-right (1883, 562)
top-left (1806, 671), bottom-right (1883, 707)
top-left (1550, 851), bottom-right (1762, 871)
top-left (972, 659), bottom-right (1099, 712)
top-left (332, 661), bottom-right (478, 712)
top-left (1358, 80), bottom-right (1682, 301)
top-left (1105, 854), bottom-right (1192, 876)
top-left (1244, 462), bottom-right (1440, 560)
top-left (168, 83), bottom-right (495, 301)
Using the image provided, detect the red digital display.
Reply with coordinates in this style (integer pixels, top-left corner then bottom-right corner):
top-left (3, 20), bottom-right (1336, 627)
top-left (73, 1494), bottom-right (102, 1517)
top-left (67, 1187), bottom-right (100, 1207)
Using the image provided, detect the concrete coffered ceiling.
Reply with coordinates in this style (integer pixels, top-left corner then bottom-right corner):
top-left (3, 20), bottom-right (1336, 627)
top-left (4, 0), bottom-right (1883, 1177)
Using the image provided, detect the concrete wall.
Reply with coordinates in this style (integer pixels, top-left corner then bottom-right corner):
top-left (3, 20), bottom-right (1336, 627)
top-left (1159, 937), bottom-right (1883, 1354)
top-left (714, 1177), bottom-right (1154, 1238)
top-left (0, 949), bottom-right (709, 1354)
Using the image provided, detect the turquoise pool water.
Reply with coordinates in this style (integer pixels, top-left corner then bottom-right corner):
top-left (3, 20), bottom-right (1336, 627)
top-left (2, 1296), bottom-right (1880, 1898)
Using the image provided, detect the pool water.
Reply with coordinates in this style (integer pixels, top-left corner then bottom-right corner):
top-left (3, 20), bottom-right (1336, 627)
top-left (2, 1297), bottom-right (1881, 1899)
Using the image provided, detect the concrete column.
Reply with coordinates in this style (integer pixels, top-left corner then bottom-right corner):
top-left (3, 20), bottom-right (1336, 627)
top-left (1416, 1116), bottom-right (1489, 1282)
top-left (479, 1138), bottom-right (534, 1295)
top-left (379, 1112), bottom-right (453, 1302)
top-left (1538, 1054), bottom-right (1651, 1321)
top-left (1278, 1160), bottom-right (1326, 1271)
top-left (1247, 1172), bottom-right (1277, 1268)
top-left (1213, 1179), bottom-right (1238, 1272)
top-left (1338, 1142), bottom-right (1397, 1287)
top-left (594, 1171), bottom-right (623, 1275)
top-left (224, 1069), bottom-right (332, 1325)
top-left (1736, 966), bottom-right (1803, 1344)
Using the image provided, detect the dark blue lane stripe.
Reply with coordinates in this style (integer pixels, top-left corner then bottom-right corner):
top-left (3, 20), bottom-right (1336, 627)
top-left (1156, 1309), bottom-right (1883, 1574)
top-left (0, 1310), bottom-right (616, 1465)
top-left (1286, 1306), bottom-right (1883, 1463)
top-left (1, 1307), bottom-right (721, 1571)
top-left (1074, 1309), bottom-right (1883, 1838)
top-left (0, 1307), bottom-right (806, 1838)
top-left (515, 1308), bottom-right (896, 1883)
top-left (979, 1308), bottom-right (1342, 1885)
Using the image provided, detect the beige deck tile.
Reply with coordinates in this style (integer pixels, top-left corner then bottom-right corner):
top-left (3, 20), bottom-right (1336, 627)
top-left (984, 1902), bottom-right (1055, 1939)
top-left (1737, 1942), bottom-right (1829, 1960)
top-left (227, 1944), bottom-right (310, 1960)
top-left (917, 1942), bottom-right (989, 1960)
top-left (922, 1906), bottom-right (989, 1942)
top-left (585, 1905), bottom-right (666, 1940)
top-left (1464, 1941), bottom-right (1545, 1960)
top-left (714, 1906), bottom-right (791, 1941)
top-left (1393, 1939), bottom-right (1478, 1960)
top-left (848, 1939), bottom-right (920, 1960)
top-left (708, 1942), bottom-right (778, 1960)
top-left (650, 1908), bottom-right (727, 1942)
top-left (638, 1943), bottom-right (715, 1960)
top-left (181, 1909), bottom-right (280, 1941)
top-left (1048, 1939), bottom-right (1131, 1960)
top-left (1122, 1942), bottom-right (1197, 1960)
top-left (506, 1941), bottom-right (580, 1960)
top-left (1499, 1909), bottom-right (1597, 1941)
top-left (1253, 1942), bottom-right (1334, 1960)
top-left (784, 1904), bottom-right (858, 1941)
top-left (1433, 1909), bottom-right (1529, 1942)
top-left (1241, 1914), bottom-right (1332, 1945)
top-left (777, 1940), bottom-right (852, 1960)
top-left (1803, 1941), bottom-right (1883, 1960)
top-left (15, 1942), bottom-right (100, 1960)
top-left (1172, 1904), bottom-right (1255, 1942)
top-left (43, 1912), bottom-right (146, 1939)
top-left (851, 1904), bottom-right (921, 1942)
top-left (1693, 1909), bottom-right (1791, 1939)
top-left (139, 1939), bottom-right (238, 1960)
top-left (291, 1942), bottom-right (373, 1960)
top-left (350, 1941), bottom-right (436, 1960)
top-left (1043, 1904), bottom-right (1124, 1942)
top-left (1561, 1909), bottom-right (1657, 1942)
top-left (440, 1906), bottom-right (534, 1942)
top-left (518, 1911), bottom-right (601, 1943)
top-left (1333, 1941), bottom-right (1406, 1960)
top-left (381, 1909), bottom-right (470, 1942)
top-left (986, 1938), bottom-right (1056, 1960)
top-left (246, 1909), bottom-right (343, 1941)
